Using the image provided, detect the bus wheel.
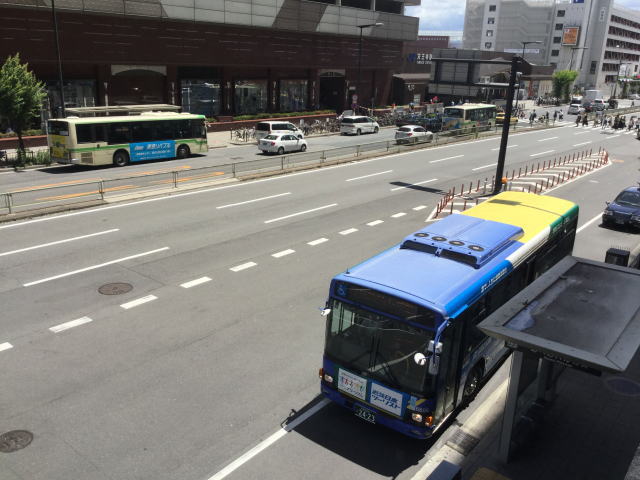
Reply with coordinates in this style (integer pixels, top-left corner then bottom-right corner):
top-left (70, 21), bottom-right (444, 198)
top-left (463, 366), bottom-right (482, 401)
top-left (177, 145), bottom-right (190, 159)
top-left (113, 150), bottom-right (129, 167)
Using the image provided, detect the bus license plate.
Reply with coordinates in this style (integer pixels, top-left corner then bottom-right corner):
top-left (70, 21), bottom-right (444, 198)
top-left (354, 405), bottom-right (376, 424)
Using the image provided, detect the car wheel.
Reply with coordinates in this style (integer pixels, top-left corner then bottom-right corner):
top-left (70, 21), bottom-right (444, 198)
top-left (113, 150), bottom-right (129, 167)
top-left (176, 145), bottom-right (190, 159)
top-left (463, 366), bottom-right (482, 402)
top-left (277, 147), bottom-right (285, 155)
top-left (356, 129), bottom-right (361, 136)
top-left (300, 144), bottom-right (307, 152)
top-left (374, 127), bottom-right (379, 133)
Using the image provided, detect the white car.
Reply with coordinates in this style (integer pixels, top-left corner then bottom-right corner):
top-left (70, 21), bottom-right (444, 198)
top-left (258, 134), bottom-right (308, 155)
top-left (628, 93), bottom-right (640, 100)
top-left (339, 116), bottom-right (380, 135)
top-left (395, 125), bottom-right (433, 144)
top-left (567, 104), bottom-right (584, 115)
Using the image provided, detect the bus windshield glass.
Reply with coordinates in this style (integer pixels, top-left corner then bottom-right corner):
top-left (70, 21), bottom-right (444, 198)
top-left (325, 299), bottom-right (435, 394)
top-left (48, 121), bottom-right (69, 136)
top-left (443, 108), bottom-right (464, 118)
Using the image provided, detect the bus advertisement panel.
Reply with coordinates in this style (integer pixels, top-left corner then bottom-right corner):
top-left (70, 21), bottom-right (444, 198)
top-left (47, 112), bottom-right (208, 167)
top-left (319, 192), bottom-right (578, 438)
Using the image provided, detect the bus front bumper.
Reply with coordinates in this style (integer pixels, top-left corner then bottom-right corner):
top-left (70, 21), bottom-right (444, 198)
top-left (54, 156), bottom-right (80, 165)
top-left (321, 384), bottom-right (434, 439)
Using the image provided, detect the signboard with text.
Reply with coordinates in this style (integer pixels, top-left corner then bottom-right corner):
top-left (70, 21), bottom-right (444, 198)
top-left (562, 27), bottom-right (580, 46)
top-left (130, 141), bottom-right (175, 162)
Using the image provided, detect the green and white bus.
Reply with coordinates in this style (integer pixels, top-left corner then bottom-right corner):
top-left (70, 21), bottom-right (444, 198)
top-left (441, 103), bottom-right (497, 132)
top-left (47, 112), bottom-right (208, 167)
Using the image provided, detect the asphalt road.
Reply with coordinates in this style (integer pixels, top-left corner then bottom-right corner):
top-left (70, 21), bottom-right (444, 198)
top-left (1, 111), bottom-right (639, 480)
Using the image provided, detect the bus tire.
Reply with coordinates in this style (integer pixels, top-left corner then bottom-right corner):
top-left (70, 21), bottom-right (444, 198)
top-left (113, 150), bottom-right (129, 167)
top-left (462, 365), bottom-right (483, 402)
top-left (176, 144), bottom-right (190, 159)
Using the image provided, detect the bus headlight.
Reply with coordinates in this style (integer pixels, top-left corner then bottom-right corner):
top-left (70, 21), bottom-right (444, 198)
top-left (323, 373), bottom-right (334, 383)
top-left (411, 413), bottom-right (423, 423)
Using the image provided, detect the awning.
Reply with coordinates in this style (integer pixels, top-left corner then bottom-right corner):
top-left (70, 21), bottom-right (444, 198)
top-left (393, 73), bottom-right (431, 82)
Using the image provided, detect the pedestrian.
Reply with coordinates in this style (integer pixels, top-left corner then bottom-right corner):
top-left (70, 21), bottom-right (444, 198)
top-left (529, 110), bottom-right (537, 126)
top-left (576, 114), bottom-right (581, 126)
top-left (553, 110), bottom-right (558, 123)
top-left (582, 114), bottom-right (588, 127)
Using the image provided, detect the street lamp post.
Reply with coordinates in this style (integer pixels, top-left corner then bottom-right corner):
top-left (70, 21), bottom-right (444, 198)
top-left (513, 40), bottom-right (541, 114)
top-left (356, 22), bottom-right (383, 113)
top-left (51, 0), bottom-right (65, 118)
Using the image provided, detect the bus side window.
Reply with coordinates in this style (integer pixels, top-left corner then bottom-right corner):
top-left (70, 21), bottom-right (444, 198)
top-left (108, 123), bottom-right (131, 144)
top-left (76, 124), bottom-right (94, 143)
top-left (190, 119), bottom-right (204, 138)
top-left (156, 121), bottom-right (175, 140)
top-left (176, 120), bottom-right (191, 139)
top-left (462, 299), bottom-right (488, 353)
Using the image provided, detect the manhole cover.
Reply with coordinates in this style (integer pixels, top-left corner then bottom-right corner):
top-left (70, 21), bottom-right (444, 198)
top-left (0, 430), bottom-right (33, 453)
top-left (604, 377), bottom-right (640, 397)
top-left (446, 429), bottom-right (479, 455)
top-left (98, 283), bottom-right (133, 295)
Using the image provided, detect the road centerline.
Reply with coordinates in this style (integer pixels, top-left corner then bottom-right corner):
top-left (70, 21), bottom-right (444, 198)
top-left (216, 192), bottom-right (291, 209)
top-left (0, 229), bottom-right (120, 257)
top-left (538, 136), bottom-right (558, 142)
top-left (345, 170), bottom-right (393, 182)
top-left (530, 150), bottom-right (555, 157)
top-left (429, 154), bottom-right (464, 164)
top-left (264, 203), bottom-right (337, 224)
top-left (472, 163), bottom-right (497, 171)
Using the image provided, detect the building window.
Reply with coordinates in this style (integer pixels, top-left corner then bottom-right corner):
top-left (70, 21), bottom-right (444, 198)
top-left (234, 79), bottom-right (267, 115)
top-left (555, 23), bottom-right (563, 30)
top-left (553, 36), bottom-right (561, 44)
top-left (590, 61), bottom-right (598, 74)
top-left (557, 9), bottom-right (565, 17)
top-left (485, 42), bottom-right (493, 49)
top-left (486, 30), bottom-right (493, 37)
top-left (180, 80), bottom-right (221, 117)
top-left (551, 50), bottom-right (560, 56)
top-left (550, 62), bottom-right (557, 69)
top-left (487, 17), bottom-right (495, 24)
top-left (489, 4), bottom-right (496, 11)
top-left (279, 80), bottom-right (308, 112)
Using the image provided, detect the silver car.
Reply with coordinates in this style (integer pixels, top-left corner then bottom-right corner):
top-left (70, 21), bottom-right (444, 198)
top-left (258, 134), bottom-right (308, 155)
top-left (339, 116), bottom-right (380, 135)
top-left (395, 125), bottom-right (433, 144)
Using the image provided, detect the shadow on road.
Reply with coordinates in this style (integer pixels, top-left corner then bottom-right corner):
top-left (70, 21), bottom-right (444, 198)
top-left (389, 181), bottom-right (444, 195)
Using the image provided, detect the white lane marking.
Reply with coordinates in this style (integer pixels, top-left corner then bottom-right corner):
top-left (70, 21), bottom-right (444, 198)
top-left (339, 228), bottom-right (358, 235)
top-left (530, 150), bottom-right (554, 157)
top-left (345, 170), bottom-right (393, 182)
top-left (0, 342), bottom-right (14, 352)
top-left (0, 229), bottom-right (120, 258)
top-left (230, 262), bottom-right (257, 272)
top-left (367, 220), bottom-right (384, 226)
top-left (537, 136), bottom-right (558, 142)
top-left (49, 316), bottom-right (93, 333)
top-left (307, 238), bottom-right (328, 246)
top-left (490, 145), bottom-right (518, 151)
top-left (589, 180), bottom-right (599, 183)
top-left (120, 295), bottom-right (158, 310)
top-left (573, 131), bottom-right (591, 135)
top-left (207, 399), bottom-right (330, 480)
top-left (390, 178), bottom-right (438, 191)
top-left (472, 162), bottom-right (497, 171)
top-left (272, 249), bottom-right (295, 258)
top-left (216, 192), bottom-right (291, 209)
top-left (0, 125), bottom-right (580, 232)
top-left (605, 134), bottom-right (621, 139)
top-left (264, 203), bottom-right (338, 224)
top-left (573, 141), bottom-right (592, 147)
top-left (180, 276), bottom-right (212, 289)
top-left (391, 212), bottom-right (407, 218)
top-left (413, 205), bottom-right (427, 211)
top-left (429, 154), bottom-right (464, 164)
top-left (23, 247), bottom-right (170, 287)
top-left (577, 213), bottom-right (603, 233)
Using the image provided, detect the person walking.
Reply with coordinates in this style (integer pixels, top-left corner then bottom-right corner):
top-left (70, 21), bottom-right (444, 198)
top-left (553, 110), bottom-right (558, 124)
top-left (576, 113), bottom-right (581, 126)
top-left (582, 114), bottom-right (589, 127)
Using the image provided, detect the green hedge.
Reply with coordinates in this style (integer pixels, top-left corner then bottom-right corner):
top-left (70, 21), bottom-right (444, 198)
top-left (0, 129), bottom-right (43, 138)
top-left (231, 110), bottom-right (335, 121)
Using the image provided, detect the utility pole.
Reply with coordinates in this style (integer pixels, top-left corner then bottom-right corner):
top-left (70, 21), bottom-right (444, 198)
top-left (52, 0), bottom-right (66, 118)
top-left (493, 55), bottom-right (519, 195)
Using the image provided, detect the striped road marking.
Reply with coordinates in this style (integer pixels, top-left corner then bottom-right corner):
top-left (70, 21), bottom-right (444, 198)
top-left (230, 262), bottom-right (257, 272)
top-left (307, 238), bottom-right (329, 246)
top-left (120, 295), bottom-right (158, 310)
top-left (180, 277), bottom-right (212, 289)
top-left (49, 316), bottom-right (93, 333)
top-left (272, 249), bottom-right (295, 258)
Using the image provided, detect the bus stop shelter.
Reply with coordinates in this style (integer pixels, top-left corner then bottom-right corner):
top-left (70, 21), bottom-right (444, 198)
top-left (478, 256), bottom-right (640, 463)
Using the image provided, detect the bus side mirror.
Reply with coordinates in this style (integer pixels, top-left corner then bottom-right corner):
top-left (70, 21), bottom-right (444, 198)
top-left (428, 340), bottom-right (443, 375)
top-left (320, 307), bottom-right (331, 317)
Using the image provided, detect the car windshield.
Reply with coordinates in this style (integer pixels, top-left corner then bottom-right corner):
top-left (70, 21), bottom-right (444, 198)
top-left (615, 191), bottom-right (640, 207)
top-left (263, 134), bottom-right (279, 140)
top-left (398, 127), bottom-right (412, 132)
top-left (324, 299), bottom-right (435, 394)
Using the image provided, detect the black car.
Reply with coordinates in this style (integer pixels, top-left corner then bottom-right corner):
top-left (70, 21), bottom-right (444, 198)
top-left (602, 186), bottom-right (640, 229)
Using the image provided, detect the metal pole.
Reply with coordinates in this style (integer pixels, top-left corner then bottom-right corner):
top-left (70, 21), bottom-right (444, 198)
top-left (357, 27), bottom-right (363, 112)
top-left (493, 55), bottom-right (519, 195)
top-left (52, 0), bottom-right (65, 118)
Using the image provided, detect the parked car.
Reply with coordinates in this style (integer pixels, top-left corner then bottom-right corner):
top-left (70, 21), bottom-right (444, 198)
top-left (258, 134), bottom-right (308, 155)
top-left (602, 185), bottom-right (640, 229)
top-left (255, 121), bottom-right (304, 142)
top-left (567, 104), bottom-right (584, 115)
top-left (628, 93), bottom-right (640, 100)
top-left (395, 125), bottom-right (434, 144)
top-left (339, 116), bottom-right (380, 135)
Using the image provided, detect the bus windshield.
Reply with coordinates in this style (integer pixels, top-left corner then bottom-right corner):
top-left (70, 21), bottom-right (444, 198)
top-left (443, 108), bottom-right (464, 118)
top-left (325, 299), bottom-right (435, 394)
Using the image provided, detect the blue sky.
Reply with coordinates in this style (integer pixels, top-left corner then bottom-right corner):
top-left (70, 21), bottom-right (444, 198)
top-left (406, 0), bottom-right (640, 33)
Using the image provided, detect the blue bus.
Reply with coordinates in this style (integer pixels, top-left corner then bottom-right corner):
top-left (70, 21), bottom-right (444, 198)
top-left (319, 192), bottom-right (578, 438)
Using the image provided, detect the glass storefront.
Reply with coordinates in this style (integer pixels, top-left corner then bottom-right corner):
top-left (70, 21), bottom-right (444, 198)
top-left (46, 80), bottom-right (96, 118)
top-left (280, 79), bottom-right (307, 112)
top-left (234, 79), bottom-right (267, 115)
top-left (181, 79), bottom-right (221, 118)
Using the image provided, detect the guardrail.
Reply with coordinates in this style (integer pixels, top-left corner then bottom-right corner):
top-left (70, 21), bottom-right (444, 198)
top-left (0, 116), bottom-right (605, 218)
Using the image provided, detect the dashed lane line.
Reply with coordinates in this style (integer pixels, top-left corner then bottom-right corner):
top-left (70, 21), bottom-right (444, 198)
top-left (264, 203), bottom-right (338, 224)
top-left (49, 317), bottom-right (93, 333)
top-left (339, 228), bottom-right (358, 235)
top-left (490, 145), bottom-right (517, 151)
top-left (472, 163), bottom-right (497, 171)
top-left (0, 229), bottom-right (120, 258)
top-left (180, 277), bottom-right (212, 289)
top-left (345, 170), bottom-right (393, 182)
top-left (367, 220), bottom-right (384, 226)
top-left (307, 238), bottom-right (329, 246)
top-left (229, 262), bottom-right (257, 272)
top-left (390, 178), bottom-right (437, 191)
top-left (573, 141), bottom-right (592, 147)
top-left (537, 136), bottom-right (558, 142)
top-left (391, 212), bottom-right (407, 218)
top-left (413, 205), bottom-right (428, 211)
top-left (120, 295), bottom-right (158, 310)
top-left (216, 192), bottom-right (291, 209)
top-left (271, 249), bottom-right (295, 258)
top-left (530, 150), bottom-right (554, 157)
top-left (429, 154), bottom-right (464, 164)
top-left (0, 342), bottom-right (14, 352)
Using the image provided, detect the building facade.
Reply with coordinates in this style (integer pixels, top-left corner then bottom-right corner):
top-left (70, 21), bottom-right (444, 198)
top-left (0, 0), bottom-right (420, 117)
top-left (463, 0), bottom-right (640, 94)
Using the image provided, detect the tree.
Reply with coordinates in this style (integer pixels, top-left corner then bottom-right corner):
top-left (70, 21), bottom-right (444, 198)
top-left (0, 54), bottom-right (46, 164)
top-left (552, 70), bottom-right (579, 103)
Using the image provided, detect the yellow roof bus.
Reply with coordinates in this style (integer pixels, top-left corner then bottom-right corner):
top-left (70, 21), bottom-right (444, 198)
top-left (47, 112), bottom-right (208, 167)
top-left (441, 103), bottom-right (497, 132)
